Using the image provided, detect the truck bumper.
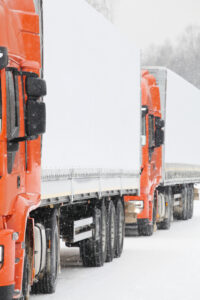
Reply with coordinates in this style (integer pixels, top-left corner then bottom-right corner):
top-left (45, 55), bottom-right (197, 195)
top-left (0, 230), bottom-right (15, 300)
top-left (125, 218), bottom-right (150, 236)
top-left (0, 285), bottom-right (14, 300)
top-left (137, 218), bottom-right (149, 226)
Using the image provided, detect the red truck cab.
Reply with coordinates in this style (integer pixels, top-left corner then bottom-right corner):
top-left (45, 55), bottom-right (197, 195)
top-left (0, 1), bottom-right (46, 299)
top-left (125, 70), bottom-right (164, 235)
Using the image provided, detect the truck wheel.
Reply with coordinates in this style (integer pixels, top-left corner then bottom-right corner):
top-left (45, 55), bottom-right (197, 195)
top-left (31, 209), bottom-right (59, 294)
top-left (188, 185), bottom-right (194, 219)
top-left (106, 200), bottom-right (116, 262)
top-left (190, 185), bottom-right (194, 219)
top-left (157, 188), bottom-right (172, 230)
top-left (138, 196), bottom-right (156, 236)
top-left (115, 199), bottom-right (124, 258)
top-left (101, 202), bottom-right (107, 263)
top-left (80, 202), bottom-right (107, 267)
top-left (22, 252), bottom-right (30, 300)
top-left (180, 186), bottom-right (189, 220)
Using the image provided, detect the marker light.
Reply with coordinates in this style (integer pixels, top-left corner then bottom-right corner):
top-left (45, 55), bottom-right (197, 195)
top-left (0, 246), bottom-right (4, 269)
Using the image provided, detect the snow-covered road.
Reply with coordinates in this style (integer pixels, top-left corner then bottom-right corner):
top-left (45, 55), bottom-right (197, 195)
top-left (31, 201), bottom-right (200, 300)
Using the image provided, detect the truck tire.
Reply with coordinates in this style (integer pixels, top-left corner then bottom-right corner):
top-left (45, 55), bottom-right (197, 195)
top-left (187, 185), bottom-right (194, 219)
top-left (115, 199), bottom-right (124, 258)
top-left (22, 252), bottom-right (30, 300)
top-left (80, 202), bottom-right (107, 267)
top-left (138, 196), bottom-right (156, 236)
top-left (106, 200), bottom-right (116, 262)
top-left (179, 186), bottom-right (189, 220)
top-left (31, 208), bottom-right (59, 294)
top-left (157, 188), bottom-right (172, 230)
top-left (125, 225), bottom-right (138, 237)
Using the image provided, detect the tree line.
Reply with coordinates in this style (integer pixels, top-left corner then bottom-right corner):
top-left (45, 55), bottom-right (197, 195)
top-left (142, 25), bottom-right (200, 89)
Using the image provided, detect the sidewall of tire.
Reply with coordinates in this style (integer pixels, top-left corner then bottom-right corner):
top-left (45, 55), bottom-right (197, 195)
top-left (106, 201), bottom-right (116, 262)
top-left (115, 199), bottom-right (125, 258)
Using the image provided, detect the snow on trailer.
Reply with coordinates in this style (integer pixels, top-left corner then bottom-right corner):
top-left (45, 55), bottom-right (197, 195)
top-left (146, 67), bottom-right (200, 185)
top-left (41, 0), bottom-right (141, 203)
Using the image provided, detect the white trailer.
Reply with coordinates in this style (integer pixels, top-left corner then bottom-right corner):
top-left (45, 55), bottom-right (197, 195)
top-left (30, 0), bottom-right (140, 294)
top-left (145, 67), bottom-right (200, 183)
top-left (41, 0), bottom-right (141, 204)
top-left (144, 67), bottom-right (200, 230)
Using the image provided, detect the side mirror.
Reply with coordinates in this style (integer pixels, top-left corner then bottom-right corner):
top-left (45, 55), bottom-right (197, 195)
top-left (0, 47), bottom-right (8, 70)
top-left (155, 127), bottom-right (164, 147)
top-left (155, 117), bottom-right (164, 147)
top-left (7, 141), bottom-right (19, 153)
top-left (26, 100), bottom-right (46, 136)
top-left (26, 77), bottom-right (47, 99)
top-left (155, 118), bottom-right (164, 129)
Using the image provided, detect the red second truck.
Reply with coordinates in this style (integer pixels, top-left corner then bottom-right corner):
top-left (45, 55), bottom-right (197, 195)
top-left (1, 1), bottom-right (200, 300)
top-left (125, 67), bottom-right (200, 235)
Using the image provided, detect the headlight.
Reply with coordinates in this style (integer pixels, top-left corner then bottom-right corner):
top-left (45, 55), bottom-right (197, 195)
top-left (133, 201), bottom-right (144, 209)
top-left (0, 246), bottom-right (4, 269)
top-left (126, 200), bottom-right (144, 214)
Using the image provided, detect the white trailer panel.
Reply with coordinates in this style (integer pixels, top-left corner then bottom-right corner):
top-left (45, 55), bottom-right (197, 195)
top-left (146, 67), bottom-right (200, 185)
top-left (41, 0), bottom-right (140, 200)
top-left (166, 70), bottom-right (200, 165)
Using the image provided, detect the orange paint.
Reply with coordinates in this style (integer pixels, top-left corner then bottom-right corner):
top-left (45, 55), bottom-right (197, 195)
top-left (125, 70), bottom-right (163, 223)
top-left (0, 0), bottom-right (42, 294)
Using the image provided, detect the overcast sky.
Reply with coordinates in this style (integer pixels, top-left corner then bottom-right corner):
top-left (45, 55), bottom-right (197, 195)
top-left (111, 0), bottom-right (200, 48)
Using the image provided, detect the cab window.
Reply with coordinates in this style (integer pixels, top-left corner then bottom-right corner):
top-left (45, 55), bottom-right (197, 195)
top-left (6, 70), bottom-right (20, 173)
top-left (6, 71), bottom-right (19, 140)
top-left (148, 114), bottom-right (155, 161)
top-left (148, 115), bottom-right (155, 148)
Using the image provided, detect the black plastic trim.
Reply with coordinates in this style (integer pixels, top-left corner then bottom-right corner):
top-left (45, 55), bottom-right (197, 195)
top-left (0, 284), bottom-right (14, 300)
top-left (137, 218), bottom-right (149, 226)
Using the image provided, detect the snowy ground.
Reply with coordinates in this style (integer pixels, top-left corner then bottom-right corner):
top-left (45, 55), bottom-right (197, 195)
top-left (31, 201), bottom-right (200, 300)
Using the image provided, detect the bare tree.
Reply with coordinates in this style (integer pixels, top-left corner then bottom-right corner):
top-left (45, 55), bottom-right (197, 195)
top-left (142, 25), bottom-right (200, 89)
top-left (85, 0), bottom-right (114, 21)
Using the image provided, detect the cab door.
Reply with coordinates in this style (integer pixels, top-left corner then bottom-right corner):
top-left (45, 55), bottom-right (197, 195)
top-left (5, 68), bottom-right (26, 211)
top-left (148, 113), bottom-right (164, 186)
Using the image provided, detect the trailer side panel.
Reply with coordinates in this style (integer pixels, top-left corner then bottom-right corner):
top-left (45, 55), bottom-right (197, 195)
top-left (42, 0), bottom-right (141, 198)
